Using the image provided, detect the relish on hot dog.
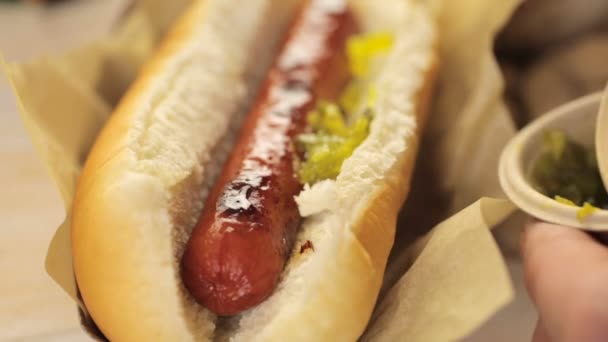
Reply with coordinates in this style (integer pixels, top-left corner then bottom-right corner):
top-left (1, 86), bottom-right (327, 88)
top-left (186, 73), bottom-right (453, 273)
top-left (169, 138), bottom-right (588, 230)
top-left (71, 0), bottom-right (438, 340)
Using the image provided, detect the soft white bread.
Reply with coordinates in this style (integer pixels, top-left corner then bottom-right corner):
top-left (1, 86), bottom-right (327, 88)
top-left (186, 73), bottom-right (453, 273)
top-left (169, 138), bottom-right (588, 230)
top-left (71, 0), bottom-right (438, 341)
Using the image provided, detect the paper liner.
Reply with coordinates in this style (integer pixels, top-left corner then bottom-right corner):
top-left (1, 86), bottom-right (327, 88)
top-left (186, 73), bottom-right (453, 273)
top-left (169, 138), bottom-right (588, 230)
top-left (365, 198), bottom-right (516, 341)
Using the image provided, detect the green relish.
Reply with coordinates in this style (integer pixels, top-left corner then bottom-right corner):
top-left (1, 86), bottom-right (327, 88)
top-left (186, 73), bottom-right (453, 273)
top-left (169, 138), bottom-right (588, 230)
top-left (530, 130), bottom-right (608, 211)
top-left (296, 32), bottom-right (393, 185)
top-left (297, 102), bottom-right (371, 184)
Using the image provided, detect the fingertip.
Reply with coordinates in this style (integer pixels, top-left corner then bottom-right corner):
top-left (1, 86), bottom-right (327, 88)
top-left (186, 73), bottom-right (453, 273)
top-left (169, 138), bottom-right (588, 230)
top-left (521, 222), bottom-right (593, 292)
top-left (520, 220), bottom-right (593, 267)
top-left (520, 221), bottom-right (608, 341)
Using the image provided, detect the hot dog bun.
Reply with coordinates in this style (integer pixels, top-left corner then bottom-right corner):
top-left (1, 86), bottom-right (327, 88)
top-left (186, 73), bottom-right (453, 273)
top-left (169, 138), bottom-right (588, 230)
top-left (71, 0), bottom-right (438, 341)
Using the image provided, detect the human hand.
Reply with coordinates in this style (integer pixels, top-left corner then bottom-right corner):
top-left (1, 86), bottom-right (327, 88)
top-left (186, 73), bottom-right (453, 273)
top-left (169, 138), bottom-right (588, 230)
top-left (521, 220), bottom-right (608, 342)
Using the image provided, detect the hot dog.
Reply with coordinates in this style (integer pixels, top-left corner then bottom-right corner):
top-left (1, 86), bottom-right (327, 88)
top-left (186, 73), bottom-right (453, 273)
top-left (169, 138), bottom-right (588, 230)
top-left (70, 0), bottom-right (438, 340)
top-left (181, 1), bottom-right (357, 316)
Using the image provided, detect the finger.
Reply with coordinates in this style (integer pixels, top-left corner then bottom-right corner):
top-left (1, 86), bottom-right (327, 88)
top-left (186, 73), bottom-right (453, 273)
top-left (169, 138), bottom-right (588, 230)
top-left (532, 319), bottom-right (551, 342)
top-left (521, 221), bottom-right (608, 342)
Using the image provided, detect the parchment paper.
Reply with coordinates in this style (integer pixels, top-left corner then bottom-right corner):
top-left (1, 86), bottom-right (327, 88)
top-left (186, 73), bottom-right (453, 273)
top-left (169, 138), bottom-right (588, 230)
top-left (3, 0), bottom-right (521, 340)
top-left (364, 198), bottom-right (515, 341)
top-left (427, 0), bottom-right (521, 210)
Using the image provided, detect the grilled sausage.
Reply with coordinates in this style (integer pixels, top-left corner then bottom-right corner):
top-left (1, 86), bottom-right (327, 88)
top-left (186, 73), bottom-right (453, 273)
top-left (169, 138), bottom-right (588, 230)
top-left (181, 0), bottom-right (357, 316)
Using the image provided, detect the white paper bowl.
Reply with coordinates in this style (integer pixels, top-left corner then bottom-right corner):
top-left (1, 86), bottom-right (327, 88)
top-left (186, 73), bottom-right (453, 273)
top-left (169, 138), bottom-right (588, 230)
top-left (499, 91), bottom-right (608, 230)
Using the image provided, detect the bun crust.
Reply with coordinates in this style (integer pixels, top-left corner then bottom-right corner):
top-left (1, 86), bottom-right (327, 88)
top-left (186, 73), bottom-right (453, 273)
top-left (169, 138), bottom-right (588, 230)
top-left (71, 0), bottom-right (437, 341)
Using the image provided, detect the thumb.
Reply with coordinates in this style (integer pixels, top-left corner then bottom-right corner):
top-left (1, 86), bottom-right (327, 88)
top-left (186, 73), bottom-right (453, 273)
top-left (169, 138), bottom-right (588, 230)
top-left (521, 221), bottom-right (608, 342)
